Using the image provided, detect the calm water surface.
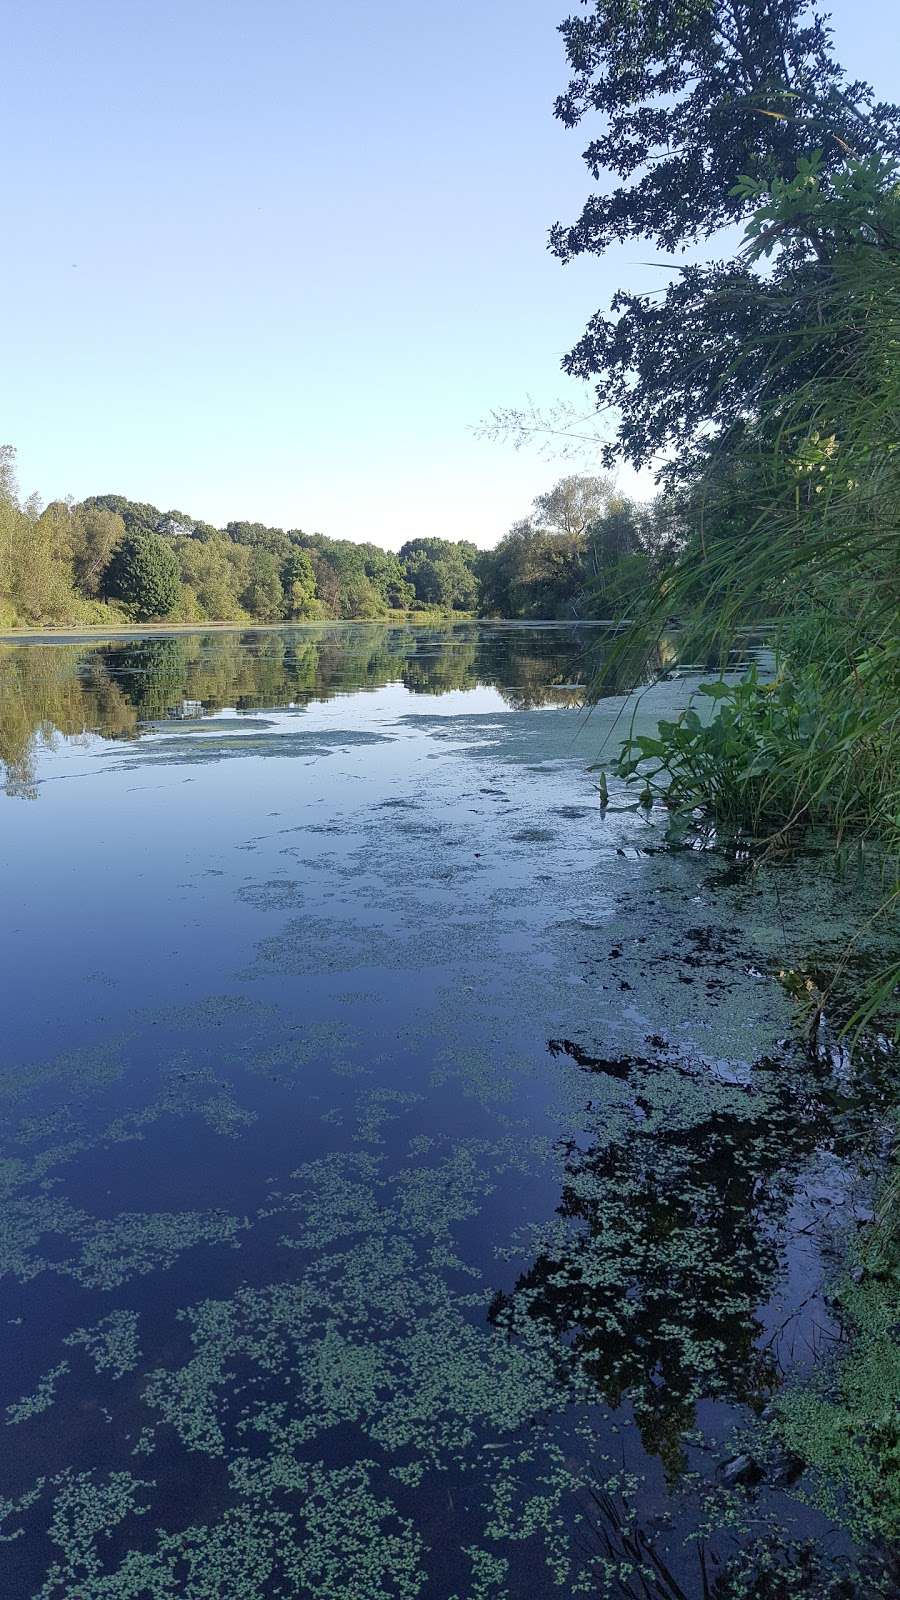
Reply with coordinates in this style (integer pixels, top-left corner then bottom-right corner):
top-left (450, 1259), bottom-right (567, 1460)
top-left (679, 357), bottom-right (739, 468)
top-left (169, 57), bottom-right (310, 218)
top-left (0, 624), bottom-right (887, 1597)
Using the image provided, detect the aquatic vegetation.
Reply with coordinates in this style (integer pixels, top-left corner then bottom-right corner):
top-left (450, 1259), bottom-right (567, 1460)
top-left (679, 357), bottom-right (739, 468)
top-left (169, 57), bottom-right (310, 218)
top-left (352, 1088), bottom-right (424, 1144)
top-left (0, 1193), bottom-right (247, 1289)
top-left (64, 1312), bottom-right (141, 1381)
top-left (5, 1363), bottom-right (70, 1426)
top-left (16, 1462), bottom-right (428, 1600)
top-left (0, 1040), bottom-right (128, 1111)
top-left (488, 1046), bottom-right (826, 1478)
top-left (236, 877), bottom-right (306, 910)
top-left (707, 1536), bottom-right (896, 1600)
top-left (0, 624), bottom-right (895, 1597)
top-left (774, 1267), bottom-right (900, 1542)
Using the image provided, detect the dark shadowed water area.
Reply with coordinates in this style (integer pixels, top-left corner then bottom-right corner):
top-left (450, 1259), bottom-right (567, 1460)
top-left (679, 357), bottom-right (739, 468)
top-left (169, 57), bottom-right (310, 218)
top-left (0, 623), bottom-right (893, 1598)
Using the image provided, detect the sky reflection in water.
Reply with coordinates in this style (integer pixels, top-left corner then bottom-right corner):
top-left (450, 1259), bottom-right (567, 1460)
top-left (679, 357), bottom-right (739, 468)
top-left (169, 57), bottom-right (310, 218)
top-left (0, 624), bottom-right (883, 1599)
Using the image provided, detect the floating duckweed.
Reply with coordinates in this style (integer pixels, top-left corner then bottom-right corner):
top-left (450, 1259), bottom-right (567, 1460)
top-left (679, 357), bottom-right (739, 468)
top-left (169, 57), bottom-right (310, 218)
top-left (237, 878), bottom-right (306, 910)
top-left (196, 1093), bottom-right (258, 1137)
top-left (64, 1311), bottom-right (141, 1380)
top-left (407, 1134), bottom-right (435, 1156)
top-left (29, 1464), bottom-right (427, 1599)
top-left (775, 1271), bottom-right (900, 1542)
top-left (1, 1193), bottom-right (89, 1282)
top-left (5, 1362), bottom-right (70, 1425)
top-left (73, 1208), bottom-right (247, 1291)
top-left (0, 1480), bottom-right (46, 1544)
top-left (352, 1088), bottom-right (423, 1144)
top-left (462, 1546), bottom-right (510, 1597)
top-left (0, 1198), bottom-right (247, 1289)
top-left (0, 1155), bottom-right (28, 1197)
top-left (0, 1042), bottom-right (127, 1111)
top-left (36, 1469), bottom-right (154, 1599)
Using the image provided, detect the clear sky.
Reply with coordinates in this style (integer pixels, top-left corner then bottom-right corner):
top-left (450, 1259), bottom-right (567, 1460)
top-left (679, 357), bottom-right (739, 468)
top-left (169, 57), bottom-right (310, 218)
top-left (3, 1), bottom-right (898, 549)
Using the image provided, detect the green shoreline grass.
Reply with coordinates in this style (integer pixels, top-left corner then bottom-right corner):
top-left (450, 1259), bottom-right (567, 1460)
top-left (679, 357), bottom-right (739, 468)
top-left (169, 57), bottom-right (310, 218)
top-left (0, 610), bottom-right (480, 642)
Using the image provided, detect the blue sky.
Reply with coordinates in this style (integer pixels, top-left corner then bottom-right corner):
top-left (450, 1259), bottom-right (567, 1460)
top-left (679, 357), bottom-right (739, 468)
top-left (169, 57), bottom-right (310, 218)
top-left (3, 1), bottom-right (898, 549)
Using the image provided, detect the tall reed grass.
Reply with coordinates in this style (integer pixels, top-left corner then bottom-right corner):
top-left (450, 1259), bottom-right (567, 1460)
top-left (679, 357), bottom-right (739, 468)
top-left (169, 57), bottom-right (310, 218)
top-left (602, 158), bottom-right (900, 1035)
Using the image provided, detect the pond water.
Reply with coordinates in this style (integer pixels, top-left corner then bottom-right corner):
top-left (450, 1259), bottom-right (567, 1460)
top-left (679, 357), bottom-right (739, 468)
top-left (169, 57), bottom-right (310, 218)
top-left (0, 624), bottom-right (890, 1598)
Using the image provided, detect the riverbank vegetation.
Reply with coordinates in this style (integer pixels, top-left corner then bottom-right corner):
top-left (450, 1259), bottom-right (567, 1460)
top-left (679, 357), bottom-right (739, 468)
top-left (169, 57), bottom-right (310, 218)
top-left (542, 0), bottom-right (898, 980)
top-left (0, 451), bottom-right (672, 629)
top-left (540, 1), bottom-right (899, 1585)
top-left (0, 462), bottom-right (488, 628)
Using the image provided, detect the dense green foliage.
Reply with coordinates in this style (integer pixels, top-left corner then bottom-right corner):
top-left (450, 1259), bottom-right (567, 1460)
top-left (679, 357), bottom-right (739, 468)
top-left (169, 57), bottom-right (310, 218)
top-left (548, 2), bottom-right (900, 1563)
top-left (103, 532), bottom-right (181, 621)
top-left (0, 463), bottom-right (491, 627)
top-left (552, 0), bottom-right (900, 478)
top-left (617, 648), bottom-right (900, 855)
top-left (605, 144), bottom-right (900, 977)
top-left (551, 0), bottom-right (898, 935)
top-left (480, 476), bottom-right (678, 617)
top-left (0, 458), bottom-right (672, 628)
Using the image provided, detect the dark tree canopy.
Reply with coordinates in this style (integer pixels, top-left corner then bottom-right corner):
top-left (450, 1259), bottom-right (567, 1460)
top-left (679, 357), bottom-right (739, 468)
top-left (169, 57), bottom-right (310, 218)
top-left (82, 494), bottom-right (163, 538)
top-left (103, 531), bottom-right (181, 619)
top-left (399, 539), bottom-right (481, 610)
top-left (552, 0), bottom-right (899, 258)
top-left (550, 1), bottom-right (900, 475)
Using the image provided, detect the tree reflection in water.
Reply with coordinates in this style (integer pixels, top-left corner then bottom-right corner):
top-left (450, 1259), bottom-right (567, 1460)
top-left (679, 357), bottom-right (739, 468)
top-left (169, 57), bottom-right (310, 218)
top-left (489, 1043), bottom-right (829, 1480)
top-left (0, 624), bottom-right (616, 797)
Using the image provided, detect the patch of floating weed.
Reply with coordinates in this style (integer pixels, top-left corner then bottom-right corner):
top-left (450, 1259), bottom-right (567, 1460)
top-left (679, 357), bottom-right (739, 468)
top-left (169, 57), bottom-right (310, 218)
top-left (0, 1041), bottom-right (128, 1110)
top-left (98, 1071), bottom-right (255, 1146)
top-left (32, 1468), bottom-right (154, 1600)
top-left (0, 1195), bottom-right (247, 1288)
top-left (482, 1444), bottom-right (597, 1591)
top-left (489, 1047), bottom-right (828, 1478)
top-left (1, 1193), bottom-right (92, 1282)
top-left (262, 1150), bottom-right (383, 1248)
top-left (0, 1481), bottom-right (46, 1545)
top-left (236, 878), bottom-right (305, 911)
top-left (132, 993), bottom-right (275, 1031)
top-left (457, 1546), bottom-right (510, 1598)
top-left (72, 1209), bottom-right (247, 1291)
top-left (707, 1534), bottom-right (896, 1599)
top-left (774, 1270), bottom-right (900, 1542)
top-left (144, 1262), bottom-right (563, 1481)
top-left (46, 1418), bottom-right (428, 1593)
top-left (15, 1108), bottom-right (85, 1146)
top-left (407, 1134), bottom-right (436, 1156)
top-left (0, 1155), bottom-right (27, 1198)
top-left (251, 915), bottom-right (378, 976)
top-left (194, 1093), bottom-right (258, 1138)
top-left (254, 1019), bottom-right (364, 1081)
top-left (352, 1089), bottom-right (424, 1145)
top-left (5, 1361), bottom-right (70, 1425)
top-left (64, 1311), bottom-right (141, 1380)
top-left (106, 727), bottom-right (394, 768)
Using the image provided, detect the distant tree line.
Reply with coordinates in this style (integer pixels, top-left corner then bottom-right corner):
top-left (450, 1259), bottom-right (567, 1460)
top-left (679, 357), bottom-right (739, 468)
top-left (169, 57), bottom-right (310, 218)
top-left (0, 454), bottom-right (676, 629)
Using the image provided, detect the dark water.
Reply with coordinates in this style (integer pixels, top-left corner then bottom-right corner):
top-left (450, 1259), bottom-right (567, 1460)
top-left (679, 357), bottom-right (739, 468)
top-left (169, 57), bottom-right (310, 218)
top-left (0, 625), bottom-right (889, 1598)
